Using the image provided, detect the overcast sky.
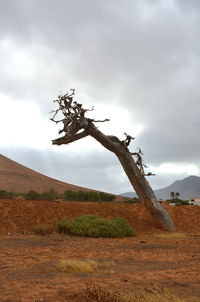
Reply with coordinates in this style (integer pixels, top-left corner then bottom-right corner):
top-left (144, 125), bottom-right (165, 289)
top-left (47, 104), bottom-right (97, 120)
top-left (0, 0), bottom-right (200, 194)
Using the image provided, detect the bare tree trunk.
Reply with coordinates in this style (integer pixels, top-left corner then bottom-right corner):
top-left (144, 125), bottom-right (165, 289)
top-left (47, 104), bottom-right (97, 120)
top-left (51, 91), bottom-right (176, 232)
top-left (89, 126), bottom-right (176, 232)
top-left (117, 152), bottom-right (176, 231)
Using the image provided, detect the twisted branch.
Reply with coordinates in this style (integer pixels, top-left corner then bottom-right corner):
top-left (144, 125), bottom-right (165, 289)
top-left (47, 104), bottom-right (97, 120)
top-left (131, 148), bottom-right (155, 176)
top-left (50, 90), bottom-right (110, 144)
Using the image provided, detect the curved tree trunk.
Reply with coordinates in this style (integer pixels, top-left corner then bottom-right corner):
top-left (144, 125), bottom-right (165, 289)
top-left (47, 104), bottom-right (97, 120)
top-left (51, 91), bottom-right (176, 232)
top-left (117, 152), bottom-right (176, 231)
top-left (89, 126), bottom-right (176, 232)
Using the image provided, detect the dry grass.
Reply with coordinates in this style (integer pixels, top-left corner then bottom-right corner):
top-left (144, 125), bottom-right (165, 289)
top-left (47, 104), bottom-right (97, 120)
top-left (83, 286), bottom-right (121, 302)
top-left (69, 286), bottom-right (199, 302)
top-left (121, 287), bottom-right (197, 302)
top-left (57, 259), bottom-right (115, 273)
top-left (154, 232), bottom-right (187, 239)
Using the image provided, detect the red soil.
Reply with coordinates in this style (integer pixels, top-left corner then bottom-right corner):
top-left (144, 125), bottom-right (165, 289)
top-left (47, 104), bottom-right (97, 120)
top-left (0, 199), bottom-right (200, 235)
top-left (0, 200), bottom-right (200, 301)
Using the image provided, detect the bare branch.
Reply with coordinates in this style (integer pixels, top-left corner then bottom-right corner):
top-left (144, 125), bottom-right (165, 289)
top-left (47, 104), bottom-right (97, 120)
top-left (131, 148), bottom-right (146, 173)
top-left (145, 172), bottom-right (156, 176)
top-left (91, 118), bottom-right (110, 123)
top-left (131, 149), bottom-right (155, 176)
top-left (52, 129), bottom-right (89, 145)
top-left (50, 91), bottom-right (111, 139)
top-left (121, 133), bottom-right (135, 151)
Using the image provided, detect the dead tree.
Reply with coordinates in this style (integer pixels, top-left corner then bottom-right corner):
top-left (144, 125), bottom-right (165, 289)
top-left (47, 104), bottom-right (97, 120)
top-left (51, 90), bottom-right (176, 232)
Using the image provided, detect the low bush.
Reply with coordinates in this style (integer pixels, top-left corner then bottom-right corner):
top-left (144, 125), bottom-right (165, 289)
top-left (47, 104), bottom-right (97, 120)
top-left (0, 189), bottom-right (14, 199)
top-left (26, 189), bottom-right (58, 201)
top-left (0, 188), bottom-right (116, 203)
top-left (57, 218), bottom-right (74, 234)
top-left (122, 198), bottom-right (141, 204)
top-left (26, 190), bottom-right (40, 200)
top-left (63, 190), bottom-right (115, 202)
top-left (175, 200), bottom-right (189, 206)
top-left (168, 198), bottom-right (189, 206)
top-left (99, 192), bottom-right (115, 202)
top-left (57, 215), bottom-right (135, 238)
top-left (40, 189), bottom-right (58, 201)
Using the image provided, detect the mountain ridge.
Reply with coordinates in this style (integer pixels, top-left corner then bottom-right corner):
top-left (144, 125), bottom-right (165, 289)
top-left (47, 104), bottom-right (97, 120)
top-left (122, 175), bottom-right (200, 200)
top-left (0, 153), bottom-right (90, 193)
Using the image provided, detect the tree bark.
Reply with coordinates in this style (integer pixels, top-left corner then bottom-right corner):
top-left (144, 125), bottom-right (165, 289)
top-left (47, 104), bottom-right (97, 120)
top-left (88, 125), bottom-right (176, 232)
top-left (117, 152), bottom-right (176, 231)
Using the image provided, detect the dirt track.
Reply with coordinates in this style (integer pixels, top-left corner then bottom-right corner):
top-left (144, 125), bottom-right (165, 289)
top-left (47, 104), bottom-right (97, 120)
top-left (0, 200), bottom-right (200, 301)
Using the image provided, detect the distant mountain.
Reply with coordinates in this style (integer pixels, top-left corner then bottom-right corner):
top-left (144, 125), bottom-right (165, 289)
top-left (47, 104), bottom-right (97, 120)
top-left (0, 153), bottom-right (89, 193)
top-left (121, 175), bottom-right (200, 200)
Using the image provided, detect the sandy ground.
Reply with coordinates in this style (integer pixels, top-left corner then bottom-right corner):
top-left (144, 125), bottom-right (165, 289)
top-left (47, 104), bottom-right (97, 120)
top-left (0, 200), bottom-right (200, 301)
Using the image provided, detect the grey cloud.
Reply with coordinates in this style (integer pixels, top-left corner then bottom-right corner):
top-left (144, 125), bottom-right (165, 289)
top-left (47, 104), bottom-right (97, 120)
top-left (0, 0), bottom-right (200, 191)
top-left (175, 0), bottom-right (200, 12)
top-left (1, 0), bottom-right (200, 107)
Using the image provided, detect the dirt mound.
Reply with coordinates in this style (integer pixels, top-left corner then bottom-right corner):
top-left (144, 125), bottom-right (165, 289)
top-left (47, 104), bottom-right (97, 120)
top-left (0, 153), bottom-right (89, 193)
top-left (0, 199), bottom-right (200, 235)
top-left (167, 205), bottom-right (200, 233)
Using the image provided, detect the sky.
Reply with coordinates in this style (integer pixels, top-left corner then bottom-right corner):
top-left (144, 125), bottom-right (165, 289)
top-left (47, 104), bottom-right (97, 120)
top-left (0, 0), bottom-right (200, 194)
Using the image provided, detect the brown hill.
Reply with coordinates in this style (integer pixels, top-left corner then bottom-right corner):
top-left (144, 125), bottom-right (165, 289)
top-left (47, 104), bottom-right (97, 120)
top-left (0, 153), bottom-right (89, 193)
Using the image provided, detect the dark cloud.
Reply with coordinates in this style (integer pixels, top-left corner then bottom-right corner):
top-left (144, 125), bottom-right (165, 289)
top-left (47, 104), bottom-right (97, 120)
top-left (0, 0), bottom-right (200, 192)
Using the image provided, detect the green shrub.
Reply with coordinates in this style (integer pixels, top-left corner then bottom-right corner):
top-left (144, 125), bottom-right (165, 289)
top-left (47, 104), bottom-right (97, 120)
top-left (0, 188), bottom-right (115, 203)
top-left (25, 189), bottom-right (60, 201)
top-left (89, 191), bottom-right (100, 202)
top-left (41, 189), bottom-right (58, 201)
top-left (71, 215), bottom-right (98, 236)
top-left (26, 190), bottom-right (40, 200)
top-left (87, 217), bottom-right (134, 238)
top-left (57, 218), bottom-right (74, 234)
top-left (175, 200), bottom-right (189, 206)
top-left (63, 190), bottom-right (115, 202)
top-left (63, 190), bottom-right (77, 201)
top-left (0, 190), bottom-right (7, 198)
top-left (7, 191), bottom-right (14, 199)
top-left (57, 215), bottom-right (135, 238)
top-left (99, 192), bottom-right (115, 202)
top-left (123, 198), bottom-right (141, 204)
top-left (0, 189), bottom-right (14, 199)
top-left (169, 198), bottom-right (188, 205)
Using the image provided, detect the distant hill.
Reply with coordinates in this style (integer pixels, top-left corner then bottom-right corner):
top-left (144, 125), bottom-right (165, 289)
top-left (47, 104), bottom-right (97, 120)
top-left (0, 153), bottom-right (89, 193)
top-left (121, 175), bottom-right (200, 200)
